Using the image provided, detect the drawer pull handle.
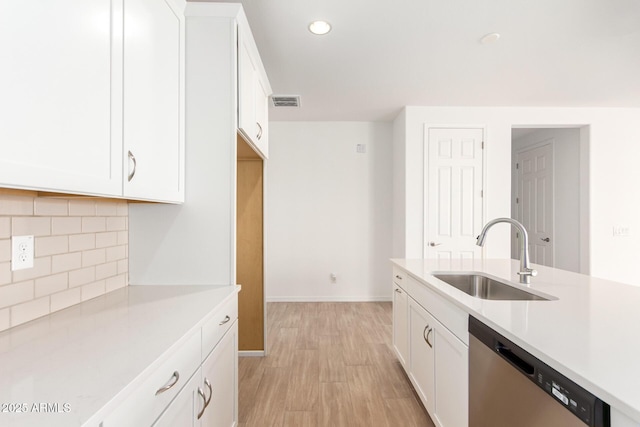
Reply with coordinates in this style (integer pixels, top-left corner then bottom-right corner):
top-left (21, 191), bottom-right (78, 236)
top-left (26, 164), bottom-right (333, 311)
top-left (155, 371), bottom-right (179, 395)
top-left (204, 377), bottom-right (213, 407)
top-left (395, 275), bottom-right (402, 280)
top-left (197, 387), bottom-right (207, 419)
top-left (395, 288), bottom-right (402, 294)
top-left (256, 122), bottom-right (263, 140)
top-left (219, 315), bottom-right (231, 326)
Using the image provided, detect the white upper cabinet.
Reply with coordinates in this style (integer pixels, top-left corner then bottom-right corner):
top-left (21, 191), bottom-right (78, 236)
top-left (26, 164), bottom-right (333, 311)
top-left (0, 0), bottom-right (122, 196)
top-left (237, 26), bottom-right (271, 159)
top-left (0, 0), bottom-right (185, 203)
top-left (123, 0), bottom-right (185, 203)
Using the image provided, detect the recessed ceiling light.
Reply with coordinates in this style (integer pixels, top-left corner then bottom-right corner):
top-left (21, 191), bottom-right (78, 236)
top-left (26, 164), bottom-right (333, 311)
top-left (308, 21), bottom-right (332, 35)
top-left (480, 33), bottom-right (501, 44)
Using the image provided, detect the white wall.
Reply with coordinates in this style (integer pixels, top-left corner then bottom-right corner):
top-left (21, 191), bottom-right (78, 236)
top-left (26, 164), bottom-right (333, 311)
top-left (394, 106), bottom-right (640, 286)
top-left (511, 128), bottom-right (582, 273)
top-left (266, 122), bottom-right (393, 301)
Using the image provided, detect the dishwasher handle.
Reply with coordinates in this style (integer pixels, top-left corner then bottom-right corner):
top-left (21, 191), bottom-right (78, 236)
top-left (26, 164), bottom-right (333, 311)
top-left (496, 341), bottom-right (535, 375)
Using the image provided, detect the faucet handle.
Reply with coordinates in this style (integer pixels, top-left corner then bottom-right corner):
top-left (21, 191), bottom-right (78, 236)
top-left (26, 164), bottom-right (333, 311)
top-left (517, 268), bottom-right (538, 278)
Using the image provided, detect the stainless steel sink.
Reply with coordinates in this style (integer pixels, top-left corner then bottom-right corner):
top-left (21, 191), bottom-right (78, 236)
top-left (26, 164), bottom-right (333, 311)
top-left (432, 273), bottom-right (552, 301)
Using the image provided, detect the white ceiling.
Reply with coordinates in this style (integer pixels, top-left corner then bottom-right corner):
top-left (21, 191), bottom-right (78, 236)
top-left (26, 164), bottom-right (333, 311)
top-left (219, 0), bottom-right (640, 121)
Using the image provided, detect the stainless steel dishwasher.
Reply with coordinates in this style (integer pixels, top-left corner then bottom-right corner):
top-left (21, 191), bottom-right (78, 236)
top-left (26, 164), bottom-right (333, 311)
top-left (469, 317), bottom-right (610, 427)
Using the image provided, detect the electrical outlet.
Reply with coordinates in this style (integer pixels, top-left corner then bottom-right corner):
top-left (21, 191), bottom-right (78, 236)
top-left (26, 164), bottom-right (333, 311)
top-left (613, 226), bottom-right (630, 237)
top-left (330, 273), bottom-right (337, 283)
top-left (12, 235), bottom-right (34, 271)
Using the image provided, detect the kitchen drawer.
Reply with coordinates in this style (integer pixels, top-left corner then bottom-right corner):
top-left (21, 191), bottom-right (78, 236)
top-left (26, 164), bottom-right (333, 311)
top-left (101, 330), bottom-right (201, 427)
top-left (393, 267), bottom-right (406, 287)
top-left (202, 293), bottom-right (238, 360)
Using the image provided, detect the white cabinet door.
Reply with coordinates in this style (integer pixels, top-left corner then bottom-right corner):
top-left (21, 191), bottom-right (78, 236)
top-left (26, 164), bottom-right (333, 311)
top-left (408, 298), bottom-right (435, 415)
top-left (0, 0), bottom-right (122, 196)
top-left (392, 284), bottom-right (409, 367)
top-left (432, 319), bottom-right (468, 427)
top-left (123, 0), bottom-right (185, 203)
top-left (253, 75), bottom-right (269, 158)
top-left (237, 27), bottom-right (269, 159)
top-left (153, 369), bottom-right (202, 427)
top-left (200, 322), bottom-right (238, 426)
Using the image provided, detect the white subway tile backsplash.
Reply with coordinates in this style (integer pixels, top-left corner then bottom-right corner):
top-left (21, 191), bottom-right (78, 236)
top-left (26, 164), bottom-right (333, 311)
top-left (0, 239), bottom-right (10, 262)
top-left (34, 198), bottom-right (68, 216)
top-left (0, 280), bottom-right (34, 309)
top-left (0, 194), bottom-right (128, 330)
top-left (0, 195), bottom-right (34, 216)
top-left (81, 280), bottom-right (105, 302)
top-left (96, 232), bottom-right (118, 248)
top-left (0, 218), bottom-right (10, 238)
top-left (82, 217), bottom-right (106, 233)
top-left (12, 217), bottom-right (51, 236)
top-left (0, 262), bottom-right (10, 286)
top-left (12, 257), bottom-right (52, 282)
top-left (11, 296), bottom-right (50, 327)
top-left (106, 274), bottom-right (127, 292)
top-left (69, 267), bottom-right (96, 288)
top-left (69, 233), bottom-right (96, 252)
top-left (52, 217), bottom-right (82, 235)
top-left (117, 259), bottom-right (128, 274)
top-left (68, 199), bottom-right (96, 216)
top-left (51, 252), bottom-right (81, 274)
top-left (106, 217), bottom-right (127, 231)
top-left (106, 246), bottom-right (126, 262)
top-left (95, 262), bottom-right (117, 280)
top-left (50, 287), bottom-right (81, 312)
top-left (35, 272), bottom-right (69, 298)
top-left (116, 203), bottom-right (128, 216)
top-left (82, 248), bottom-right (106, 267)
top-left (96, 202), bottom-right (118, 216)
top-left (35, 235), bottom-right (69, 257)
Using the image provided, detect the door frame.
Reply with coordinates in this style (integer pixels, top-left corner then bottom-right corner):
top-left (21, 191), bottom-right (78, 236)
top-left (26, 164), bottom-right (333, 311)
top-left (513, 139), bottom-right (555, 266)
top-left (511, 125), bottom-right (591, 274)
top-left (423, 124), bottom-right (488, 259)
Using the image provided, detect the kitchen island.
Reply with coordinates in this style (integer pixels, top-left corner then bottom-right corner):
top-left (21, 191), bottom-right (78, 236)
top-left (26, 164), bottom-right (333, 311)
top-left (392, 258), bottom-right (640, 427)
top-left (0, 284), bottom-right (239, 427)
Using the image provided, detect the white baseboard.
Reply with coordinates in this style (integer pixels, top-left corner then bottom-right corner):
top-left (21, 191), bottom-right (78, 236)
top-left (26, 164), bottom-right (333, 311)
top-left (265, 296), bottom-right (392, 302)
top-left (239, 350), bottom-right (265, 357)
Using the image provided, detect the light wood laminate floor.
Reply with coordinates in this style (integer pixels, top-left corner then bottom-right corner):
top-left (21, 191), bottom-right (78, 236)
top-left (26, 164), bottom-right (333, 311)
top-left (238, 302), bottom-right (435, 427)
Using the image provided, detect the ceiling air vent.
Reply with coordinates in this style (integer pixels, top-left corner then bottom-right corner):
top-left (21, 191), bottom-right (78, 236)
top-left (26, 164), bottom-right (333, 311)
top-left (271, 95), bottom-right (301, 107)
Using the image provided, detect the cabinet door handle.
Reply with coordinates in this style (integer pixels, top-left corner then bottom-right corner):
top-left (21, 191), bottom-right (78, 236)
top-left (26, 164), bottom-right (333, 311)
top-left (197, 387), bottom-right (207, 419)
top-left (155, 371), bottom-right (179, 395)
top-left (541, 237), bottom-right (550, 242)
top-left (426, 327), bottom-right (433, 348)
top-left (395, 275), bottom-right (403, 280)
top-left (394, 288), bottom-right (402, 294)
top-left (429, 242), bottom-right (442, 247)
top-left (256, 122), bottom-right (263, 140)
top-left (127, 150), bottom-right (137, 182)
top-left (204, 377), bottom-right (213, 407)
top-left (423, 325), bottom-right (430, 346)
top-left (219, 315), bottom-right (231, 326)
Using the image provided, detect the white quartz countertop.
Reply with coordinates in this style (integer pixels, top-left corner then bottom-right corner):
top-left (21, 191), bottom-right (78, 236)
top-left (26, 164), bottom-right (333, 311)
top-left (0, 284), bottom-right (239, 427)
top-left (391, 258), bottom-right (640, 422)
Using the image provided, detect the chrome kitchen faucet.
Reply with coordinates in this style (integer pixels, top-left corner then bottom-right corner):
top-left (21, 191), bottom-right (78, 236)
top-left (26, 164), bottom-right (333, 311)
top-left (476, 218), bottom-right (537, 284)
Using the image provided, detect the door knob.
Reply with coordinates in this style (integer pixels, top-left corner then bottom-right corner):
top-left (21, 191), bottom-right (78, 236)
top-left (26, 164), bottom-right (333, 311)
top-left (541, 237), bottom-right (550, 242)
top-left (429, 242), bottom-right (442, 247)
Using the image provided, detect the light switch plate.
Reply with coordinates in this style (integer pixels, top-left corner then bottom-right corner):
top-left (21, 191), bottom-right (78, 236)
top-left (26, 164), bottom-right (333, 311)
top-left (12, 235), bottom-right (34, 271)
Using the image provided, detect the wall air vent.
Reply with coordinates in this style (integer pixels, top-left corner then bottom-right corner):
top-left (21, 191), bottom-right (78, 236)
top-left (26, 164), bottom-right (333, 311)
top-left (271, 95), bottom-right (301, 107)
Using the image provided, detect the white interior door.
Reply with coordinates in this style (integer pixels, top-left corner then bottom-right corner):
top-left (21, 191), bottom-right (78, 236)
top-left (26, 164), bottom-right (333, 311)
top-left (515, 143), bottom-right (554, 266)
top-left (425, 127), bottom-right (484, 260)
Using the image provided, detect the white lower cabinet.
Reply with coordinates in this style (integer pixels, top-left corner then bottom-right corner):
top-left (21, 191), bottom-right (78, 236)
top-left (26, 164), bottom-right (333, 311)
top-left (200, 322), bottom-right (238, 426)
top-left (408, 298), bottom-right (436, 413)
top-left (392, 281), bottom-right (409, 367)
top-left (395, 269), bottom-right (469, 427)
top-left (101, 294), bottom-right (238, 427)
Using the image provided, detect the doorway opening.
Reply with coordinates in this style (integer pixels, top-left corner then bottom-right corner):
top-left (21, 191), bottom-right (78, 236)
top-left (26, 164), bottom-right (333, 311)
top-left (510, 126), bottom-right (590, 274)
